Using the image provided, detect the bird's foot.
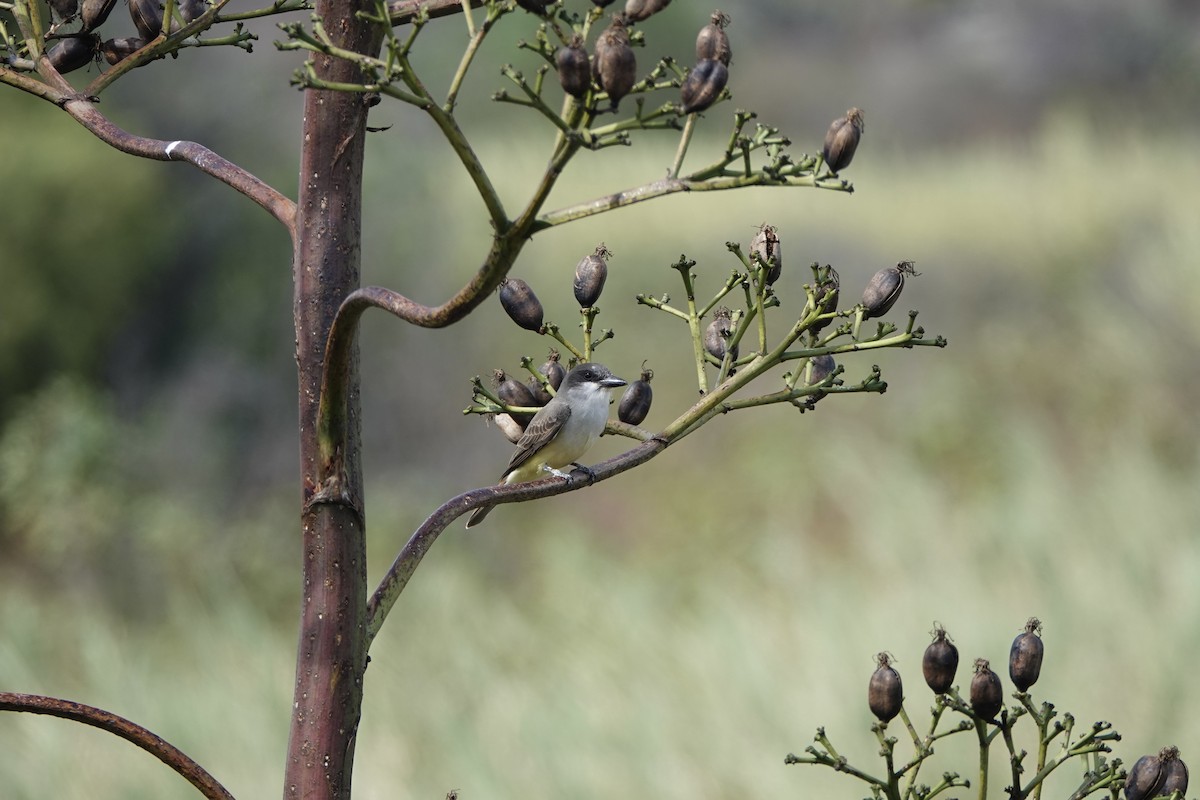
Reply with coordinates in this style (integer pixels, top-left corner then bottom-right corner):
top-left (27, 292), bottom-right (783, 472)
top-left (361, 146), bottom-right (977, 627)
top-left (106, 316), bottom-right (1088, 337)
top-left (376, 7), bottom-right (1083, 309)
top-left (568, 462), bottom-right (597, 486)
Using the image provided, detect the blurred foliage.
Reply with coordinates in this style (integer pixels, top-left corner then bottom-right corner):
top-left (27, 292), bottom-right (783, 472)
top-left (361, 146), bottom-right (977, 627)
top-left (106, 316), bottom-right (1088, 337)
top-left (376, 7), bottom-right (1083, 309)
top-left (2, 0), bottom-right (1200, 798)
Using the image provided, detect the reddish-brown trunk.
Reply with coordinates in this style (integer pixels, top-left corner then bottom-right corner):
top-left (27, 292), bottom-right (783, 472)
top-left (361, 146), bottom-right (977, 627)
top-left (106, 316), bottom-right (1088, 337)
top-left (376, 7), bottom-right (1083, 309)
top-left (284, 0), bottom-right (382, 796)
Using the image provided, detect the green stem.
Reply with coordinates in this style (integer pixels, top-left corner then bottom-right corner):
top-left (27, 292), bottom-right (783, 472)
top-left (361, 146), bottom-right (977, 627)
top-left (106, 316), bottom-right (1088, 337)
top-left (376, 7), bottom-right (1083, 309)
top-left (669, 112), bottom-right (697, 178)
top-left (445, 2), bottom-right (500, 110)
top-left (581, 306), bottom-right (599, 360)
top-left (975, 719), bottom-right (990, 800)
top-left (671, 257), bottom-right (708, 394)
top-left (216, 0), bottom-right (309, 22)
top-left (542, 323), bottom-right (584, 361)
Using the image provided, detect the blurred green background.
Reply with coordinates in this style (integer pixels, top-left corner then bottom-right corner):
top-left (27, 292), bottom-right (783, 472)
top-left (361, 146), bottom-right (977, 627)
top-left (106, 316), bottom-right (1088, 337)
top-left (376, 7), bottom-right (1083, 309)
top-left (3, 0), bottom-right (1200, 798)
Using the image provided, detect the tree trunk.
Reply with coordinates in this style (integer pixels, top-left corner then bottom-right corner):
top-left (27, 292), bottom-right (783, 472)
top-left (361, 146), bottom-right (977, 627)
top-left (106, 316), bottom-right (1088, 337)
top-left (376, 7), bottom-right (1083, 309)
top-left (284, 0), bottom-right (383, 796)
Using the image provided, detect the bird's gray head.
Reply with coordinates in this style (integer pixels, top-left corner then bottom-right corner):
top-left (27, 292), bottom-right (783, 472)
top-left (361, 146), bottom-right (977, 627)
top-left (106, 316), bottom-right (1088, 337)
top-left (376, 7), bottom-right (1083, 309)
top-left (562, 362), bottom-right (627, 393)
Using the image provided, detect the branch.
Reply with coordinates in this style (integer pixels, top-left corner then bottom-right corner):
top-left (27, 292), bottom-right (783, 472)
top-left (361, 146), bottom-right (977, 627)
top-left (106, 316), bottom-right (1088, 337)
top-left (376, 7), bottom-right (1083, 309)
top-left (365, 436), bottom-right (668, 643)
top-left (387, 0), bottom-right (484, 25)
top-left (0, 692), bottom-right (235, 800)
top-left (535, 172), bottom-right (851, 231)
top-left (313, 258), bottom-right (520, 478)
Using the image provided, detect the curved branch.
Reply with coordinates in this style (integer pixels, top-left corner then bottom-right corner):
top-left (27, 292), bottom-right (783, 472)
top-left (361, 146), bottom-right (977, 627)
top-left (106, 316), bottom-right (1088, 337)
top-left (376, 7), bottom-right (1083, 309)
top-left (365, 436), bottom-right (669, 643)
top-left (59, 100), bottom-right (297, 241)
top-left (314, 233), bottom-right (524, 473)
top-left (0, 692), bottom-right (235, 800)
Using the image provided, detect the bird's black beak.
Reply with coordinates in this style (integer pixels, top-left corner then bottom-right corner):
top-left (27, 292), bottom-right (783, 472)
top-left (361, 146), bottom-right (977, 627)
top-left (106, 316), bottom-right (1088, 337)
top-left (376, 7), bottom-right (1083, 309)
top-left (600, 376), bottom-right (627, 388)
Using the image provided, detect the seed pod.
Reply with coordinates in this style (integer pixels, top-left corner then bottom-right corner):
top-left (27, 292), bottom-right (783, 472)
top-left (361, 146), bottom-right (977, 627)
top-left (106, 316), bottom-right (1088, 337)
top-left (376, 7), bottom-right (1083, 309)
top-left (591, 0), bottom-right (618, 6)
top-left (515, 0), bottom-right (550, 14)
top-left (618, 364), bottom-right (653, 425)
top-left (492, 413), bottom-right (525, 443)
top-left (528, 376), bottom-right (552, 406)
top-left (556, 35), bottom-right (591, 99)
top-left (49, 0), bottom-right (79, 21)
top-left (624, 0), bottom-right (670, 22)
top-left (704, 307), bottom-right (737, 363)
top-left (498, 277), bottom-right (544, 332)
top-left (539, 349), bottom-right (566, 393)
top-left (868, 653), bottom-right (903, 723)
top-left (809, 265), bottom-right (841, 333)
top-left (695, 11), bottom-right (731, 66)
top-left (129, 0), bottom-right (178, 41)
top-left (802, 354), bottom-right (836, 408)
top-left (922, 623), bottom-right (959, 694)
top-left (593, 17), bottom-right (636, 111)
top-left (81, 0), bottom-right (119, 31)
top-left (573, 244), bottom-right (610, 308)
top-left (179, 0), bottom-right (206, 22)
top-left (680, 59), bottom-right (728, 114)
top-left (47, 35), bottom-right (98, 74)
top-left (494, 370), bottom-right (539, 427)
top-left (1126, 753), bottom-right (1166, 800)
top-left (862, 260), bottom-right (918, 320)
top-left (749, 224), bottom-right (782, 285)
top-left (1008, 617), bottom-right (1044, 692)
top-left (1159, 748), bottom-right (1189, 797)
top-left (969, 658), bottom-right (1003, 722)
top-left (101, 37), bottom-right (146, 65)
top-left (823, 107), bottom-right (864, 174)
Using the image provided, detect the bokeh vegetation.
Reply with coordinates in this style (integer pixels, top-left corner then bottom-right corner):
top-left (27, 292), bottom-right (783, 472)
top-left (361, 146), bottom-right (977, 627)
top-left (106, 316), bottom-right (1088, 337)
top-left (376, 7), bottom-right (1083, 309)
top-left (2, 0), bottom-right (1199, 798)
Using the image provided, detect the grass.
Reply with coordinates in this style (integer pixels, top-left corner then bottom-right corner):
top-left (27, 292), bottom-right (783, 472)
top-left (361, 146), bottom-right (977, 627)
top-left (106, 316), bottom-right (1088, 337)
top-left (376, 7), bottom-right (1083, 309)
top-left (4, 118), bottom-right (1200, 798)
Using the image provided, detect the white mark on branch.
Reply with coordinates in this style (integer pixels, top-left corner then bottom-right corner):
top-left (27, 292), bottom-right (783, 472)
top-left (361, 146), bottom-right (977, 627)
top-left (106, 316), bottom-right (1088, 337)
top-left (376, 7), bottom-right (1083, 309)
top-left (165, 140), bottom-right (183, 159)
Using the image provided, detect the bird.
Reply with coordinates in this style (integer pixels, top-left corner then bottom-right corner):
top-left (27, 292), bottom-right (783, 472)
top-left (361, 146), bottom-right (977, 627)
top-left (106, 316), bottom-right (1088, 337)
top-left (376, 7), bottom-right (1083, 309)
top-left (466, 362), bottom-right (627, 528)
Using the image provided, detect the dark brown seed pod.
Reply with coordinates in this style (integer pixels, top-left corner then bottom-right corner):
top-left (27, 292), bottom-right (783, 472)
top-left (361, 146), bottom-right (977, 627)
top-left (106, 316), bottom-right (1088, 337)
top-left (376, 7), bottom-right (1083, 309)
top-left (1159, 747), bottom-right (1189, 798)
top-left (749, 224), bottom-right (782, 285)
top-left (922, 623), bottom-right (959, 694)
top-left (802, 354), bottom-right (836, 408)
top-left (593, 17), bottom-right (636, 110)
top-left (179, 0), bottom-right (206, 22)
top-left (129, 0), bottom-right (178, 41)
top-left (81, 0), bottom-right (119, 31)
top-left (498, 277), bottom-right (544, 332)
top-left (528, 376), bottom-right (552, 406)
top-left (624, 0), bottom-right (670, 22)
top-left (809, 264), bottom-right (841, 333)
top-left (101, 37), bottom-right (146, 65)
top-left (969, 658), bottom-right (1003, 722)
top-left (515, 0), bottom-right (550, 14)
top-left (618, 363), bottom-right (653, 425)
top-left (1126, 753), bottom-right (1166, 800)
top-left (538, 349), bottom-right (566, 396)
top-left (49, 0), bottom-right (80, 21)
top-left (862, 260), bottom-right (919, 320)
top-left (494, 370), bottom-right (539, 426)
top-left (695, 11), bottom-right (731, 66)
top-left (573, 243), bottom-right (611, 308)
top-left (47, 35), bottom-right (99, 74)
top-left (1008, 617), bottom-right (1044, 692)
top-left (823, 107), bottom-right (865, 174)
top-left (556, 35), bottom-right (591, 99)
top-left (680, 59), bottom-right (728, 114)
top-left (704, 307), bottom-right (737, 363)
top-left (868, 653), bottom-right (903, 723)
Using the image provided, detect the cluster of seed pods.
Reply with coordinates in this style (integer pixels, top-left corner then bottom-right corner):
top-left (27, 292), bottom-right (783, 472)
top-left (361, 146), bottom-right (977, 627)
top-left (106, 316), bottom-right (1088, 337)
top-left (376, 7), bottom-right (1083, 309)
top-left (493, 244), bottom-right (654, 437)
top-left (867, 619), bottom-right (1047, 725)
top-left (43, 0), bottom-right (208, 73)
top-left (552, 4), bottom-right (729, 114)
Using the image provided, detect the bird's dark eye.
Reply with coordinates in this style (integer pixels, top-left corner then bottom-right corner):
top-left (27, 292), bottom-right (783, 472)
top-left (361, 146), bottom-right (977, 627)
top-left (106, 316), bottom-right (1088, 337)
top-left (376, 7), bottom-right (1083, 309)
top-left (581, 369), bottom-right (594, 380)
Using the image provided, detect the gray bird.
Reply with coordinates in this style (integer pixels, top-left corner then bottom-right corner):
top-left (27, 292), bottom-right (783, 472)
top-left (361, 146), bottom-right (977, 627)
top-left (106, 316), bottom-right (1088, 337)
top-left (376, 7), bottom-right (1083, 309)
top-left (466, 362), bottom-right (626, 528)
